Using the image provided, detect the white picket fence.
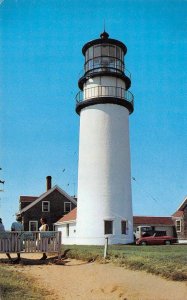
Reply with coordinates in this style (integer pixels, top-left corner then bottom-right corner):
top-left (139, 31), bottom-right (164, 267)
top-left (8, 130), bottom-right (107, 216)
top-left (0, 231), bottom-right (62, 259)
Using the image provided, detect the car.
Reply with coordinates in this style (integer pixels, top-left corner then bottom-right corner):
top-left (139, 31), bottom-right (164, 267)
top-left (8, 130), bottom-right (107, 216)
top-left (136, 232), bottom-right (178, 246)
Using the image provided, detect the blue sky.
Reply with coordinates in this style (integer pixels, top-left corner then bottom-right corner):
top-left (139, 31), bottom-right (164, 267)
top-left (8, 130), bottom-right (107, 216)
top-left (0, 0), bottom-right (186, 229)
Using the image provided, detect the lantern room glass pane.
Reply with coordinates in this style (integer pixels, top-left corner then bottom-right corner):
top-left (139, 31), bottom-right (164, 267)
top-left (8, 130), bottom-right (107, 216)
top-left (93, 58), bottom-right (100, 68)
top-left (89, 60), bottom-right (93, 69)
top-left (121, 50), bottom-right (124, 61)
top-left (109, 58), bottom-right (115, 68)
top-left (109, 45), bottom-right (115, 57)
top-left (101, 57), bottom-right (110, 67)
top-left (89, 46), bottom-right (93, 59)
top-left (85, 63), bottom-right (88, 72)
top-left (101, 45), bottom-right (109, 56)
top-left (116, 46), bottom-right (121, 59)
top-left (86, 50), bottom-right (89, 61)
top-left (94, 45), bottom-right (101, 57)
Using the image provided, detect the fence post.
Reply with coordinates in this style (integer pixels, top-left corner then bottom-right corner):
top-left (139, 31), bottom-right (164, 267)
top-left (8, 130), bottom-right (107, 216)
top-left (104, 237), bottom-right (108, 259)
top-left (58, 231), bottom-right (62, 260)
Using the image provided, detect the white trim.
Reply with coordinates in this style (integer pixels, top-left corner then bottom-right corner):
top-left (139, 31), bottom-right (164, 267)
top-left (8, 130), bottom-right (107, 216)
top-left (104, 220), bottom-right (114, 235)
top-left (54, 220), bottom-right (76, 225)
top-left (19, 185), bottom-right (77, 214)
top-left (29, 220), bottom-right (38, 231)
top-left (42, 201), bottom-right (50, 212)
top-left (176, 219), bottom-right (181, 232)
top-left (104, 217), bottom-right (115, 221)
top-left (178, 239), bottom-right (187, 244)
top-left (177, 196), bottom-right (187, 211)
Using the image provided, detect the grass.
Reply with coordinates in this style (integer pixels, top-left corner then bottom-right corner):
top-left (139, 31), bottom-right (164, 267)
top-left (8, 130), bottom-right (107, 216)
top-left (0, 245), bottom-right (186, 298)
top-left (0, 265), bottom-right (53, 300)
top-left (62, 244), bottom-right (187, 281)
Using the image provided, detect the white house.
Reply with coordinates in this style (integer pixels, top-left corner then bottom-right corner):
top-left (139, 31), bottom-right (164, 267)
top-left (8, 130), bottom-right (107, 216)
top-left (54, 208), bottom-right (77, 245)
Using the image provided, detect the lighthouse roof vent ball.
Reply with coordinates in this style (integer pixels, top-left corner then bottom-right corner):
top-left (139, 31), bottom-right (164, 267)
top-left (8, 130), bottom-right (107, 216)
top-left (100, 30), bottom-right (109, 39)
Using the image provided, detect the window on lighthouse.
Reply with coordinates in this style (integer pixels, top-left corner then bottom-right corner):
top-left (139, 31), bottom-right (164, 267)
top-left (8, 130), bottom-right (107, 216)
top-left (104, 220), bottom-right (113, 235)
top-left (121, 220), bottom-right (128, 235)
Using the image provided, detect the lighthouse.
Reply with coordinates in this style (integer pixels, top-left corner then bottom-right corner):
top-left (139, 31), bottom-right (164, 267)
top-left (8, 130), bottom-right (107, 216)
top-left (75, 32), bottom-right (134, 245)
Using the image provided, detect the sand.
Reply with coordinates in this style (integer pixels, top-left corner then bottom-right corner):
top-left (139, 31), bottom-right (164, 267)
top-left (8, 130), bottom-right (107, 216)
top-left (0, 253), bottom-right (187, 300)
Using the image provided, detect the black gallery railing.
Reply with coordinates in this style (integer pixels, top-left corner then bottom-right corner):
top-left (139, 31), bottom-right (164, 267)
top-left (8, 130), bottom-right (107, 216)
top-left (76, 85), bottom-right (134, 107)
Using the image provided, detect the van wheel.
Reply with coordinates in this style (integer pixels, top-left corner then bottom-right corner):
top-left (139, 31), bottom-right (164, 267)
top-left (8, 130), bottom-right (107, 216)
top-left (141, 241), bottom-right (147, 246)
top-left (165, 240), bottom-right (171, 245)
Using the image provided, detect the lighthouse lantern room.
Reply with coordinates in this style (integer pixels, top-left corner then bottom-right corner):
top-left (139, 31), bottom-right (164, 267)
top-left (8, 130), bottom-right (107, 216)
top-left (76, 32), bottom-right (134, 245)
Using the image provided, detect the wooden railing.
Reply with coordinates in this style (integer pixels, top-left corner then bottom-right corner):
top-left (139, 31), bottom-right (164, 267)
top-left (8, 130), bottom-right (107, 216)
top-left (0, 231), bottom-right (62, 259)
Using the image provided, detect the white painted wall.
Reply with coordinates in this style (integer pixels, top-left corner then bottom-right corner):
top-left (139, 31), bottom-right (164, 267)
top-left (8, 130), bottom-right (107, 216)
top-left (76, 103), bottom-right (133, 245)
top-left (85, 76), bottom-right (126, 88)
top-left (84, 77), bottom-right (126, 99)
top-left (55, 222), bottom-right (76, 245)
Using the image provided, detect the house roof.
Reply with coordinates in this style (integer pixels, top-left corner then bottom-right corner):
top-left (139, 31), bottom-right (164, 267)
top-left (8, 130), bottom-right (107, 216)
top-left (19, 185), bottom-right (77, 214)
top-left (172, 210), bottom-right (184, 218)
top-left (55, 209), bottom-right (174, 226)
top-left (172, 196), bottom-right (187, 218)
top-left (56, 207), bottom-right (77, 224)
top-left (20, 196), bottom-right (38, 203)
top-left (133, 216), bottom-right (174, 226)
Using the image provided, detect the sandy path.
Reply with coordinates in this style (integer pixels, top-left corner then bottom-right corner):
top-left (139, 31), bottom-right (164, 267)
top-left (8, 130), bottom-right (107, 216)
top-left (1, 253), bottom-right (187, 300)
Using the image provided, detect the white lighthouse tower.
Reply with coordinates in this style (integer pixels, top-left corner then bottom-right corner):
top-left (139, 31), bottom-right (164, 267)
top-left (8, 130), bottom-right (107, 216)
top-left (76, 32), bottom-right (134, 245)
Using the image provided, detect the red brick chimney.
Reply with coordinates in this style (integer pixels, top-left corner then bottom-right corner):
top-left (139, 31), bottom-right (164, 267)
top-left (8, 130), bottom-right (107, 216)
top-left (46, 176), bottom-right (52, 191)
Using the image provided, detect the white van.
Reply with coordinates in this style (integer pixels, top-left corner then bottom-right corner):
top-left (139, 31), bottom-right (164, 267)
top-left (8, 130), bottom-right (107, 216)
top-left (134, 226), bottom-right (153, 239)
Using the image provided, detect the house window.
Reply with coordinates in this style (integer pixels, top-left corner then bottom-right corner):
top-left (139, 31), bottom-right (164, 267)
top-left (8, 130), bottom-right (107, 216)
top-left (66, 224), bottom-right (69, 237)
top-left (121, 220), bottom-right (128, 234)
top-left (29, 221), bottom-right (38, 231)
top-left (176, 220), bottom-right (181, 232)
top-left (42, 201), bottom-right (50, 212)
top-left (104, 220), bottom-right (113, 235)
top-left (64, 202), bottom-right (71, 213)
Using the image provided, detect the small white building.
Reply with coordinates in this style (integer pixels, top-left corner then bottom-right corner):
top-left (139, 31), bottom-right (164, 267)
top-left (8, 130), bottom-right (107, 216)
top-left (54, 208), bottom-right (77, 245)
